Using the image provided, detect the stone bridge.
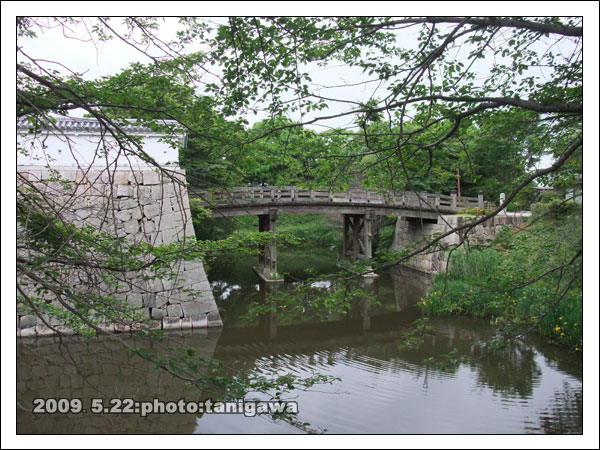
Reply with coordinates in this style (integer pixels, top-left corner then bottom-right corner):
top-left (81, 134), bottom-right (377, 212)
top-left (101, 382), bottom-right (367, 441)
top-left (192, 186), bottom-right (493, 282)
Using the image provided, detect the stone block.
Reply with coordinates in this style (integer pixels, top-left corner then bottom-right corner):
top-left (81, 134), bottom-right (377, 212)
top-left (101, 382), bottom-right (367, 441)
top-left (166, 304), bottom-right (183, 318)
top-left (120, 198), bottom-right (139, 210)
top-left (103, 364), bottom-right (120, 376)
top-left (181, 267), bottom-right (204, 282)
top-left (150, 308), bottom-right (165, 320)
top-left (35, 325), bottom-right (55, 337)
top-left (123, 219), bottom-right (140, 235)
top-left (130, 207), bottom-right (143, 221)
top-left (154, 293), bottom-right (169, 308)
top-left (141, 220), bottom-right (155, 233)
top-left (190, 314), bottom-right (208, 329)
top-left (181, 317), bottom-right (193, 330)
top-left (114, 171), bottom-right (130, 185)
top-left (115, 209), bottom-right (132, 222)
top-left (75, 208), bottom-right (94, 221)
top-left (127, 293), bottom-right (144, 308)
top-left (143, 203), bottom-right (160, 219)
top-left (162, 278), bottom-right (175, 291)
top-left (116, 184), bottom-right (134, 198)
top-left (43, 315), bottom-right (62, 327)
top-left (191, 281), bottom-right (212, 293)
top-left (114, 323), bottom-right (131, 333)
top-left (147, 278), bottom-right (164, 293)
top-left (159, 199), bottom-right (174, 215)
top-left (143, 171), bottom-right (160, 185)
top-left (207, 311), bottom-right (223, 328)
top-left (159, 212), bottom-right (183, 230)
top-left (162, 317), bottom-right (182, 330)
top-left (151, 185), bottom-right (165, 201)
top-left (141, 320), bottom-right (162, 330)
top-left (19, 315), bottom-right (38, 328)
top-left (128, 171), bottom-right (143, 184)
top-left (98, 323), bottom-right (115, 333)
top-left (142, 293), bottom-right (156, 308)
top-left (181, 300), bottom-right (214, 317)
top-left (161, 227), bottom-right (178, 243)
top-left (184, 221), bottom-right (195, 237)
top-left (161, 183), bottom-right (176, 198)
top-left (134, 184), bottom-right (151, 197)
top-left (151, 231), bottom-right (163, 245)
top-left (55, 326), bottom-right (76, 335)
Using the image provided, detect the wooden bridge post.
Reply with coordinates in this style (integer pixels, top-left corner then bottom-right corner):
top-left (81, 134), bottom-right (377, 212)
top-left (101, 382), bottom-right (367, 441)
top-left (343, 214), bottom-right (351, 258)
top-left (451, 189), bottom-right (458, 210)
top-left (343, 214), bottom-right (362, 259)
top-left (343, 211), bottom-right (378, 277)
top-left (255, 209), bottom-right (283, 283)
top-left (363, 209), bottom-right (379, 278)
top-left (478, 191), bottom-right (484, 209)
top-left (363, 209), bottom-right (375, 259)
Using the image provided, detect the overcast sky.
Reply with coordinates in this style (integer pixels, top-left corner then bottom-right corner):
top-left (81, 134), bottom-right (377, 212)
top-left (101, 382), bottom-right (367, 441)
top-left (15, 14), bottom-right (588, 172)
top-left (16, 16), bottom-right (403, 131)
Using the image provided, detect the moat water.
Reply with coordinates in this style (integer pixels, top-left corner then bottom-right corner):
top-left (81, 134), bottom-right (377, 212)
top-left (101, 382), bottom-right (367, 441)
top-left (17, 250), bottom-right (582, 434)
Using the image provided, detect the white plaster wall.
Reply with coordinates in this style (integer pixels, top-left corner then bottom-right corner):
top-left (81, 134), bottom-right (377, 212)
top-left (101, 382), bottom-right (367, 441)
top-left (17, 131), bottom-right (183, 168)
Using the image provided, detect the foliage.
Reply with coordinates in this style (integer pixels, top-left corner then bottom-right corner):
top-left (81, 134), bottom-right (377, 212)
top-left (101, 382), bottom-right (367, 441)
top-left (129, 344), bottom-right (338, 401)
top-left (190, 208), bottom-right (342, 251)
top-left (420, 198), bottom-right (582, 351)
top-left (455, 207), bottom-right (491, 217)
top-left (242, 272), bottom-right (378, 325)
top-left (373, 216), bottom-right (398, 257)
top-left (274, 214), bottom-right (342, 250)
top-left (397, 318), bottom-right (434, 351)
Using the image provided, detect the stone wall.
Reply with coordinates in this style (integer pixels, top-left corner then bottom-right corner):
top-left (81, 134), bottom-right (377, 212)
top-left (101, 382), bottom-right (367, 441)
top-left (389, 214), bottom-right (526, 274)
top-left (17, 166), bottom-right (222, 335)
top-left (17, 330), bottom-right (221, 433)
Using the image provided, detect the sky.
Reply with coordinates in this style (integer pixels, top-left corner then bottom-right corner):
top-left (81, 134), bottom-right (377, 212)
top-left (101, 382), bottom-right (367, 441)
top-left (15, 16), bottom-right (398, 131)
top-left (14, 14), bottom-right (586, 170)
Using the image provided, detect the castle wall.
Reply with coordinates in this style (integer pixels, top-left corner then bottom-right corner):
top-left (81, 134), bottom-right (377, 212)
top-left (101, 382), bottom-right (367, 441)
top-left (17, 166), bottom-right (222, 336)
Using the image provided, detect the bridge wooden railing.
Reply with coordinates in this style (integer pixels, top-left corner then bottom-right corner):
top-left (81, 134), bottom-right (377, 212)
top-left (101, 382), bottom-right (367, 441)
top-left (190, 186), bottom-right (494, 212)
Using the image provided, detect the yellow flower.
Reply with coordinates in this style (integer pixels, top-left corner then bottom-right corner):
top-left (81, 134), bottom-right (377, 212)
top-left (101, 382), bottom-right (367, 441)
top-left (555, 326), bottom-right (561, 331)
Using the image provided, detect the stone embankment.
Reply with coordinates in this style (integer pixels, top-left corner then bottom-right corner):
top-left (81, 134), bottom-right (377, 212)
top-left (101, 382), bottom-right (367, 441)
top-left (17, 167), bottom-right (222, 337)
top-left (389, 214), bottom-right (527, 273)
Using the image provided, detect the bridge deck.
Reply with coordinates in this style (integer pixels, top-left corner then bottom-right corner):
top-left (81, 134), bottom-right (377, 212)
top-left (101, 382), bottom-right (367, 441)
top-left (191, 186), bottom-right (491, 219)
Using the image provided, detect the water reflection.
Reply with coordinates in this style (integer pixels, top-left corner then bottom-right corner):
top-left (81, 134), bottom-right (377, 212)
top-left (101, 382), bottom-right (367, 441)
top-left (17, 330), bottom-right (222, 434)
top-left (16, 253), bottom-right (583, 434)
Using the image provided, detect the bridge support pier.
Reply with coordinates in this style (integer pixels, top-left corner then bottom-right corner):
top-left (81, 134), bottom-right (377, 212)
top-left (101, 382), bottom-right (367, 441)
top-left (254, 209), bottom-right (284, 283)
top-left (343, 210), bottom-right (378, 278)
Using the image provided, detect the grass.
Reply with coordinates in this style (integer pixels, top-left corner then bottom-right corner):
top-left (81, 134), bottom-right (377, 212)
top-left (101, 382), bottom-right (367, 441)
top-left (421, 248), bottom-right (583, 352)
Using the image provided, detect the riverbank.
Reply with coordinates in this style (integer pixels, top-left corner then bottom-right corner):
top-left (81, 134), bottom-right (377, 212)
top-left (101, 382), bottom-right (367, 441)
top-left (418, 202), bottom-right (583, 352)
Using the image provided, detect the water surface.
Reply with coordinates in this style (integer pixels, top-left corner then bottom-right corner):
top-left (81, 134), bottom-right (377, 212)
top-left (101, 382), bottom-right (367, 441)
top-left (17, 250), bottom-right (582, 434)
